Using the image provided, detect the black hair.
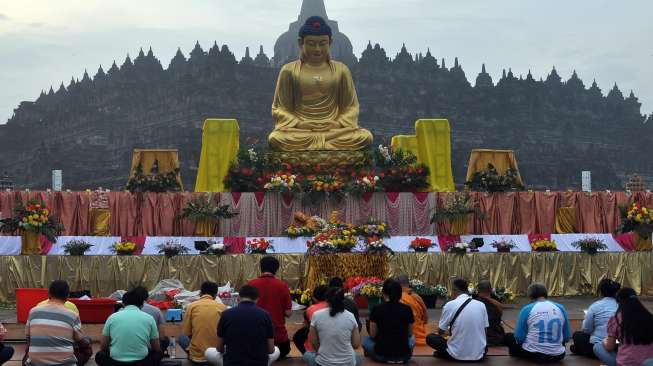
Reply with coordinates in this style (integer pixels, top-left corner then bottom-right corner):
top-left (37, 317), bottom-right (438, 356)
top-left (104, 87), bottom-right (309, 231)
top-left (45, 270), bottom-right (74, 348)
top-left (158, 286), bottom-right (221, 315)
top-left (122, 289), bottom-right (145, 307)
top-left (382, 279), bottom-right (402, 303)
top-left (313, 285), bottom-right (329, 302)
top-left (452, 278), bottom-right (469, 294)
top-left (239, 285), bottom-right (259, 301)
top-left (200, 281), bottom-right (219, 297)
top-left (260, 256), bottom-right (280, 275)
top-left (527, 283), bottom-right (548, 300)
top-left (131, 286), bottom-right (150, 303)
top-left (598, 279), bottom-right (621, 298)
top-left (327, 287), bottom-right (345, 317)
top-left (615, 287), bottom-right (653, 345)
top-left (298, 16), bottom-right (332, 39)
top-left (328, 277), bottom-right (344, 288)
top-left (48, 280), bottom-right (70, 301)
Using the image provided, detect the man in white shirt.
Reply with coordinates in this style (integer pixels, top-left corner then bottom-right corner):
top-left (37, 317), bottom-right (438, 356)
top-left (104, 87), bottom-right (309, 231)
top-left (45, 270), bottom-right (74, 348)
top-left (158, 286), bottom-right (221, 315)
top-left (505, 283), bottom-right (571, 363)
top-left (426, 278), bottom-right (489, 361)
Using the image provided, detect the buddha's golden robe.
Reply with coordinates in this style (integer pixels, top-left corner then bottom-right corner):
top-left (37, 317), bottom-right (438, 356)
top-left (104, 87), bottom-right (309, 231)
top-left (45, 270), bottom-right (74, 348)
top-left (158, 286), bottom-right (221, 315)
top-left (269, 60), bottom-right (373, 151)
top-left (400, 290), bottom-right (428, 346)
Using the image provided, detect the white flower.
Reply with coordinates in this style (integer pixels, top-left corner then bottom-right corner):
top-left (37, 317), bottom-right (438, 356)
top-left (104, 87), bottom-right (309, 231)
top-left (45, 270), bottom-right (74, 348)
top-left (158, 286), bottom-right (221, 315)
top-left (374, 176), bottom-right (380, 181)
top-left (248, 148), bottom-right (258, 162)
top-left (210, 243), bottom-right (225, 250)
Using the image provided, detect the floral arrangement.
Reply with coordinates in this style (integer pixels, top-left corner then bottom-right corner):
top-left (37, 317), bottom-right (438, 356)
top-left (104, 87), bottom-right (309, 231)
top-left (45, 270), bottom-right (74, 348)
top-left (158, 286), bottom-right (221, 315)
top-left (447, 242), bottom-right (470, 254)
top-left (409, 237), bottom-right (434, 252)
top-left (491, 239), bottom-right (517, 252)
top-left (224, 144), bottom-right (429, 196)
top-left (531, 239), bottom-right (558, 252)
top-left (247, 238), bottom-right (274, 254)
top-left (409, 280), bottom-right (449, 298)
top-left (125, 161), bottom-right (181, 193)
top-left (180, 194), bottom-right (237, 222)
top-left (495, 287), bottom-right (515, 303)
top-left (63, 239), bottom-right (93, 256)
top-left (347, 172), bottom-right (381, 195)
top-left (157, 240), bottom-right (189, 258)
top-left (0, 199), bottom-right (64, 243)
top-left (264, 172), bottom-right (300, 193)
top-left (465, 163), bottom-right (524, 192)
top-left (344, 276), bottom-right (371, 292)
top-left (113, 241), bottom-right (137, 255)
top-left (432, 192), bottom-right (484, 224)
top-left (352, 277), bottom-right (383, 298)
top-left (306, 229), bottom-right (358, 255)
top-left (363, 236), bottom-right (392, 254)
top-left (290, 288), bottom-right (312, 306)
top-left (357, 219), bottom-right (390, 238)
top-left (617, 202), bottom-right (653, 239)
top-left (571, 237), bottom-right (608, 254)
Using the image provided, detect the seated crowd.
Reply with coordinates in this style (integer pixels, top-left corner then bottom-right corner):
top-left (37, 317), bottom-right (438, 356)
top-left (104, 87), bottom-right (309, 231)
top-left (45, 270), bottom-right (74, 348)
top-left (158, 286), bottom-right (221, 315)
top-left (8, 256), bottom-right (653, 366)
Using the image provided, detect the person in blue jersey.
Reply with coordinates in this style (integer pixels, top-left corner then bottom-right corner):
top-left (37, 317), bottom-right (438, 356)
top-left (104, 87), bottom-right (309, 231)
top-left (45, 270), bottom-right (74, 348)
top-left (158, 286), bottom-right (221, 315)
top-left (570, 279), bottom-right (620, 358)
top-left (504, 283), bottom-right (571, 363)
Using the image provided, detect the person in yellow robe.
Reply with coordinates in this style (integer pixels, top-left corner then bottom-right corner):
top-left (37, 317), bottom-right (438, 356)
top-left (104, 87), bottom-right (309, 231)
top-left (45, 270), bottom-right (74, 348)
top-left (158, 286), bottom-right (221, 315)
top-left (268, 15), bottom-right (372, 151)
top-left (396, 274), bottom-right (428, 346)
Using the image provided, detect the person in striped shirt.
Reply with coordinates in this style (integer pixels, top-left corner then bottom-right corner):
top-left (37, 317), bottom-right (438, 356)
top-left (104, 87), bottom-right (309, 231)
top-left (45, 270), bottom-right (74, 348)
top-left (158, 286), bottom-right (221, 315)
top-left (26, 280), bottom-right (89, 366)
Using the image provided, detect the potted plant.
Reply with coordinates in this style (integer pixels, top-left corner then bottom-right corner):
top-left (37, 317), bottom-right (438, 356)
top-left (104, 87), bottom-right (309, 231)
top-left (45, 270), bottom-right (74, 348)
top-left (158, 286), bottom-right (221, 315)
top-left (491, 239), bottom-right (517, 253)
top-left (180, 194), bottom-right (237, 237)
top-left (203, 241), bottom-right (230, 255)
top-left (0, 199), bottom-right (64, 255)
top-left (112, 241), bottom-right (137, 256)
top-left (125, 161), bottom-right (182, 193)
top-left (571, 237), bottom-right (608, 255)
top-left (156, 240), bottom-right (189, 258)
top-left (531, 239), bottom-right (558, 252)
top-left (617, 202), bottom-right (653, 251)
top-left (409, 237), bottom-right (434, 252)
top-left (447, 242), bottom-right (470, 255)
top-left (494, 287), bottom-right (515, 304)
top-left (410, 280), bottom-right (449, 309)
top-left (63, 239), bottom-right (93, 256)
top-left (363, 236), bottom-right (393, 255)
top-left (353, 279), bottom-right (384, 311)
top-left (247, 238), bottom-right (274, 254)
top-left (431, 193), bottom-right (484, 235)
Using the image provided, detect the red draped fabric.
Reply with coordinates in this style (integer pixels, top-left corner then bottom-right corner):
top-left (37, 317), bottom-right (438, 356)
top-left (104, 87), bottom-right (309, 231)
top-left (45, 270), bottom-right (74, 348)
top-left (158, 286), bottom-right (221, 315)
top-left (612, 232), bottom-right (636, 252)
top-left (0, 191), bottom-right (651, 237)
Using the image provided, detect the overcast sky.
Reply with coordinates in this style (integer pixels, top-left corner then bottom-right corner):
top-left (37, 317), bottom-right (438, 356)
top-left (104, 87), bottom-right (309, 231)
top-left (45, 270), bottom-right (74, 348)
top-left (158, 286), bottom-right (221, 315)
top-left (0, 0), bottom-right (651, 123)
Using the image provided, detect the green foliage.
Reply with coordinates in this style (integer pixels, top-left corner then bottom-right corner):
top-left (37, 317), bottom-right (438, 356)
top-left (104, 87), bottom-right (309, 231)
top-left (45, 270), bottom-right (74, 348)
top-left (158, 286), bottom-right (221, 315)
top-left (125, 163), bottom-right (182, 193)
top-left (180, 194), bottom-right (237, 222)
top-left (465, 164), bottom-right (524, 193)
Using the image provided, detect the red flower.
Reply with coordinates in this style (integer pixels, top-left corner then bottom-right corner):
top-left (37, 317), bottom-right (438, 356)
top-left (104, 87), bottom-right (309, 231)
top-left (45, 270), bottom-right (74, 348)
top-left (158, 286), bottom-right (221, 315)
top-left (417, 167), bottom-right (424, 174)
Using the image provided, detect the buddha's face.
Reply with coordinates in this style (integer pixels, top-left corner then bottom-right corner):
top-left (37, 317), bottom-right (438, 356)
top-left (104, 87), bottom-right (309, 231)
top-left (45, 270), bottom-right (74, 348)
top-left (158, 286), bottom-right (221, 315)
top-left (299, 35), bottom-right (331, 64)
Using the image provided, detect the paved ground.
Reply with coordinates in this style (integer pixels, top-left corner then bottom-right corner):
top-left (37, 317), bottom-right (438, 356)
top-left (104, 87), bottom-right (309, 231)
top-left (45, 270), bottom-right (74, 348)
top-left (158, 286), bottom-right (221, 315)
top-left (4, 297), bottom-right (648, 366)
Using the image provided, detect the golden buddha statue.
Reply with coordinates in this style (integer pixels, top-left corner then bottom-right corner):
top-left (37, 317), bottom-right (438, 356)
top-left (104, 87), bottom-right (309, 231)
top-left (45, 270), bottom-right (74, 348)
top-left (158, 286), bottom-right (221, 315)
top-left (269, 16), bottom-right (373, 151)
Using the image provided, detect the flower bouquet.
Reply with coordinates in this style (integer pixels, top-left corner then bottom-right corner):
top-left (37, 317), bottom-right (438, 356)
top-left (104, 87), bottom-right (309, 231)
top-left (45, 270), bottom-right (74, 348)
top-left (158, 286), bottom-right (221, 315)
top-left (571, 237), bottom-right (608, 255)
top-left (301, 173), bottom-right (346, 205)
top-left (0, 199), bottom-right (65, 244)
top-left (357, 219), bottom-right (390, 239)
top-left (283, 212), bottom-right (327, 238)
top-left (409, 237), bottom-right (434, 252)
top-left (180, 194), bottom-right (237, 222)
top-left (290, 288), bottom-right (312, 306)
top-left (447, 242), bottom-right (470, 254)
top-left (352, 277), bottom-right (384, 310)
top-left (247, 238), bottom-right (274, 254)
top-left (363, 236), bottom-right (392, 255)
top-left (157, 240), bottom-right (189, 258)
top-left (346, 172), bottom-right (381, 196)
top-left (495, 287), bottom-right (515, 304)
top-left (204, 241), bottom-right (229, 255)
top-left (491, 239), bottom-right (517, 253)
top-left (531, 239), bottom-right (558, 252)
top-left (113, 241), bottom-right (137, 256)
top-left (63, 239), bottom-right (93, 256)
top-left (264, 172), bottom-right (301, 194)
top-left (125, 161), bottom-right (181, 193)
top-left (306, 229), bottom-right (358, 255)
top-left (618, 203), bottom-right (653, 238)
top-left (410, 279), bottom-right (449, 308)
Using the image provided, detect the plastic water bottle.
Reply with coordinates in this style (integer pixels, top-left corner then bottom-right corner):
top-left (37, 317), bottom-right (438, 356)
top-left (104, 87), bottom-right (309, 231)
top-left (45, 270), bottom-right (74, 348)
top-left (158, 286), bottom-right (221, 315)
top-left (169, 336), bottom-right (176, 358)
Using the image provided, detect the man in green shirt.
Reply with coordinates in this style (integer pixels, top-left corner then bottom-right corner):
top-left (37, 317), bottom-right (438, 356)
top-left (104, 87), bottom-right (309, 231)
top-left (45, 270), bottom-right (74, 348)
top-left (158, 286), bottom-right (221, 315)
top-left (95, 289), bottom-right (162, 366)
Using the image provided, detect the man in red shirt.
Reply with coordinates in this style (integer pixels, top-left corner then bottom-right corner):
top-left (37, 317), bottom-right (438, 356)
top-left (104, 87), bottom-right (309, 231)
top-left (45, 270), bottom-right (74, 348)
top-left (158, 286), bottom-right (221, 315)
top-left (248, 256), bottom-right (292, 359)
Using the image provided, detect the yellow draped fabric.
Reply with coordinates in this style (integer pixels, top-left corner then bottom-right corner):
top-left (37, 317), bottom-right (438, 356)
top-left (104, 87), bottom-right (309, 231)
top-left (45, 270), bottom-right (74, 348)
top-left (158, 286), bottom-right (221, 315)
top-left (268, 60), bottom-right (372, 151)
top-left (195, 119), bottom-right (240, 192)
top-left (391, 135), bottom-right (419, 157)
top-left (415, 119), bottom-right (455, 192)
top-left (2, 253), bottom-right (652, 302)
top-left (555, 207), bottom-right (577, 234)
top-left (21, 231), bottom-right (41, 255)
top-left (401, 291), bottom-right (428, 346)
top-left (466, 149), bottom-right (524, 186)
top-left (90, 208), bottom-right (111, 236)
top-left (129, 149), bottom-right (183, 190)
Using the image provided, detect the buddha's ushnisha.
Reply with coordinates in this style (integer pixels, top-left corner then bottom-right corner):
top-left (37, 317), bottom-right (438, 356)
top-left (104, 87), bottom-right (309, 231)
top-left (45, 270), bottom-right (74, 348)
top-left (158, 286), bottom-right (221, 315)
top-left (268, 16), bottom-right (373, 151)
